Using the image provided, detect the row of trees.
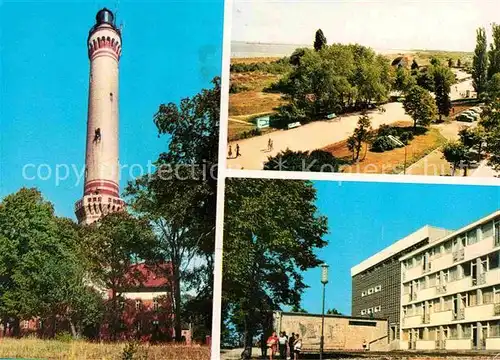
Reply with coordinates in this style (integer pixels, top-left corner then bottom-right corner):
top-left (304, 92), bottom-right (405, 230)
top-left (472, 24), bottom-right (500, 95)
top-left (0, 77), bottom-right (221, 342)
top-left (272, 40), bottom-right (394, 126)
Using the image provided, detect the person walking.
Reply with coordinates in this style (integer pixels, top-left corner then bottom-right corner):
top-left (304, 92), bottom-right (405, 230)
top-left (261, 333), bottom-right (267, 359)
top-left (228, 144), bottom-right (232, 158)
top-left (278, 331), bottom-right (288, 359)
top-left (293, 334), bottom-right (302, 360)
top-left (236, 144), bottom-right (241, 158)
top-left (267, 331), bottom-right (279, 360)
top-left (288, 332), bottom-right (295, 360)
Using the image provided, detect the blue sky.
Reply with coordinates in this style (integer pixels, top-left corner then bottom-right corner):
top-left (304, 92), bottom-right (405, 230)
top-left (299, 181), bottom-right (500, 315)
top-left (0, 0), bottom-right (223, 219)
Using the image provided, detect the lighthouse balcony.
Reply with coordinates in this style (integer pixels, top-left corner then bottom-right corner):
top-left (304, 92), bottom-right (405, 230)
top-left (75, 194), bottom-right (125, 225)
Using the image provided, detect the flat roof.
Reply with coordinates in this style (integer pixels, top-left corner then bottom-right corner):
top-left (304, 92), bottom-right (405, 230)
top-left (400, 210), bottom-right (500, 261)
top-left (277, 311), bottom-right (387, 322)
top-left (350, 226), bottom-right (452, 276)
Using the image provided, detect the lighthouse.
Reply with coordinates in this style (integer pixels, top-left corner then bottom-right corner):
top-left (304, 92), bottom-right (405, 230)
top-left (75, 8), bottom-right (124, 224)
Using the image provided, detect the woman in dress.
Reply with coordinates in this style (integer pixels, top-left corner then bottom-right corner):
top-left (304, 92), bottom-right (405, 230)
top-left (267, 331), bottom-right (279, 360)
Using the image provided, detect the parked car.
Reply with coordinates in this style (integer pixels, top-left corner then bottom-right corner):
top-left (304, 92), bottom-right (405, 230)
top-left (457, 113), bottom-right (475, 122)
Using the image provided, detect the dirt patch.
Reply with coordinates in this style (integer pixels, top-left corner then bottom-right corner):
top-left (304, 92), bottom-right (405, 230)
top-left (323, 122), bottom-right (447, 174)
top-left (229, 91), bottom-right (285, 116)
top-left (230, 72), bottom-right (281, 92)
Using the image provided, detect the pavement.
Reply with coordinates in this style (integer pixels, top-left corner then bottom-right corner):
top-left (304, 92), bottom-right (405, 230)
top-left (227, 102), bottom-right (412, 170)
top-left (227, 71), bottom-right (474, 171)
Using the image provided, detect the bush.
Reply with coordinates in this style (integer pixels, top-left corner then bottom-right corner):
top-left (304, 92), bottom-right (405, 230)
top-left (377, 124), bottom-right (398, 137)
top-left (271, 103), bottom-right (307, 129)
top-left (229, 83), bottom-right (250, 94)
top-left (230, 58), bottom-right (292, 74)
top-left (55, 331), bottom-right (73, 343)
top-left (400, 131), bottom-right (414, 144)
top-left (371, 136), bottom-right (397, 152)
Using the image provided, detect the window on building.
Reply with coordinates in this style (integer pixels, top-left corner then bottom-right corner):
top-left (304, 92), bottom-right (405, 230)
top-left (361, 309), bottom-right (366, 315)
top-left (450, 325), bottom-right (458, 339)
top-left (368, 308), bottom-right (373, 314)
top-left (483, 287), bottom-right (494, 304)
top-left (375, 285), bottom-right (382, 292)
top-left (450, 267), bottom-right (459, 282)
top-left (467, 229), bottom-right (478, 245)
top-left (468, 292), bottom-right (477, 307)
top-left (462, 323), bottom-right (472, 338)
top-left (362, 291), bottom-right (367, 297)
top-left (463, 262), bottom-right (472, 277)
top-left (415, 254), bottom-right (422, 266)
top-left (374, 306), bottom-right (381, 312)
top-left (489, 252), bottom-right (500, 270)
top-left (444, 241), bottom-right (452, 253)
top-left (434, 298), bottom-right (441, 312)
top-left (483, 221), bottom-right (494, 239)
top-left (403, 284), bottom-right (409, 295)
top-left (491, 321), bottom-right (500, 337)
top-left (429, 274), bottom-right (437, 287)
top-left (368, 288), bottom-right (374, 295)
top-left (495, 222), bottom-right (500, 246)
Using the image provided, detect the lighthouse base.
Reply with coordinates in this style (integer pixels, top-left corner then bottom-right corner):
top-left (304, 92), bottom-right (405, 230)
top-left (75, 193), bottom-right (125, 225)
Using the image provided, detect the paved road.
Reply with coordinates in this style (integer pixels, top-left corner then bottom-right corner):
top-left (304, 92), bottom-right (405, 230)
top-left (227, 102), bottom-right (412, 170)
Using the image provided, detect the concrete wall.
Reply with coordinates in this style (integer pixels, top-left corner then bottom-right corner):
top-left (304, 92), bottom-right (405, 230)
top-left (486, 338), bottom-right (500, 350)
top-left (276, 313), bottom-right (388, 351)
top-left (416, 340), bottom-right (435, 350)
top-left (446, 339), bottom-right (471, 350)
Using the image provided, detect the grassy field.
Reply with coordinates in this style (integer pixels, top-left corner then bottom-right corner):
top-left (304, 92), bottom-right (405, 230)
top-left (0, 338), bottom-right (210, 360)
top-left (323, 122), bottom-right (447, 174)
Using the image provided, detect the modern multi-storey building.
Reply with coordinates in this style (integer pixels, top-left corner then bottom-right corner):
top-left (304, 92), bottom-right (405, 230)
top-left (399, 210), bottom-right (500, 351)
top-left (351, 226), bottom-right (452, 345)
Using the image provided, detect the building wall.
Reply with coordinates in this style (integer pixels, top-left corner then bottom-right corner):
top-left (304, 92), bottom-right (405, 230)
top-left (400, 211), bottom-right (500, 350)
top-left (351, 226), bottom-right (452, 341)
top-left (275, 312), bottom-right (388, 351)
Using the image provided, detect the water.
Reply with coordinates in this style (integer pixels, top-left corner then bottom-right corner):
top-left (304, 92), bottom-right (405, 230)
top-left (231, 41), bottom-right (416, 59)
top-left (231, 41), bottom-right (310, 58)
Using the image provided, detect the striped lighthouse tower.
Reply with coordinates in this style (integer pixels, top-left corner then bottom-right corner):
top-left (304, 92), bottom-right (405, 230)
top-left (75, 8), bottom-right (125, 224)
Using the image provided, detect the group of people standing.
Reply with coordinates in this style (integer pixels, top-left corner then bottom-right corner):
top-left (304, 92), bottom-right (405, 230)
top-left (263, 331), bottom-right (302, 360)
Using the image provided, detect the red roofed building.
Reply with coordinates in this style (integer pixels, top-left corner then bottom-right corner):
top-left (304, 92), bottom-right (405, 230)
top-left (100, 262), bottom-right (192, 344)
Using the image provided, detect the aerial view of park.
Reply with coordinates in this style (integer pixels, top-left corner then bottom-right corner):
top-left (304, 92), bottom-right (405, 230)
top-left (227, 1), bottom-right (500, 176)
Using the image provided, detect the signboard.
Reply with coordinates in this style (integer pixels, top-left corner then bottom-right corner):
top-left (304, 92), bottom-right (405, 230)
top-left (287, 122), bottom-right (301, 130)
top-left (256, 116), bottom-right (270, 129)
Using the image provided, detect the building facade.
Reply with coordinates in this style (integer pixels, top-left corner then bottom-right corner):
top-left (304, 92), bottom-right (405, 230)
top-left (400, 210), bottom-right (500, 351)
top-left (74, 8), bottom-right (125, 224)
top-left (351, 226), bottom-right (451, 345)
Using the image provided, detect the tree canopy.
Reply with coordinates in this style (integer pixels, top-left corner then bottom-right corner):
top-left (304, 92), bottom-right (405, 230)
top-left (223, 178), bottom-right (328, 358)
top-left (402, 85), bottom-right (438, 129)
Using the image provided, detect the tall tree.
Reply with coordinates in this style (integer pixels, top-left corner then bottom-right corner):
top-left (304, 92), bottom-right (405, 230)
top-left (347, 114), bottom-right (372, 162)
top-left (402, 85), bottom-right (438, 130)
top-left (488, 23), bottom-right (500, 79)
top-left (0, 189), bottom-right (101, 338)
top-left (473, 27), bottom-right (488, 94)
top-left (326, 308), bottom-right (342, 315)
top-left (81, 212), bottom-right (157, 340)
top-left (127, 77), bottom-right (221, 341)
top-left (314, 29), bottom-right (327, 51)
top-left (433, 66), bottom-right (454, 121)
top-left (442, 141), bottom-right (468, 176)
top-left (223, 179), bottom-right (328, 359)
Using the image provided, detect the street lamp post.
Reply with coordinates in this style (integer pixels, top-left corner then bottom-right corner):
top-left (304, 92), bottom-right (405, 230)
top-left (320, 264), bottom-right (329, 360)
